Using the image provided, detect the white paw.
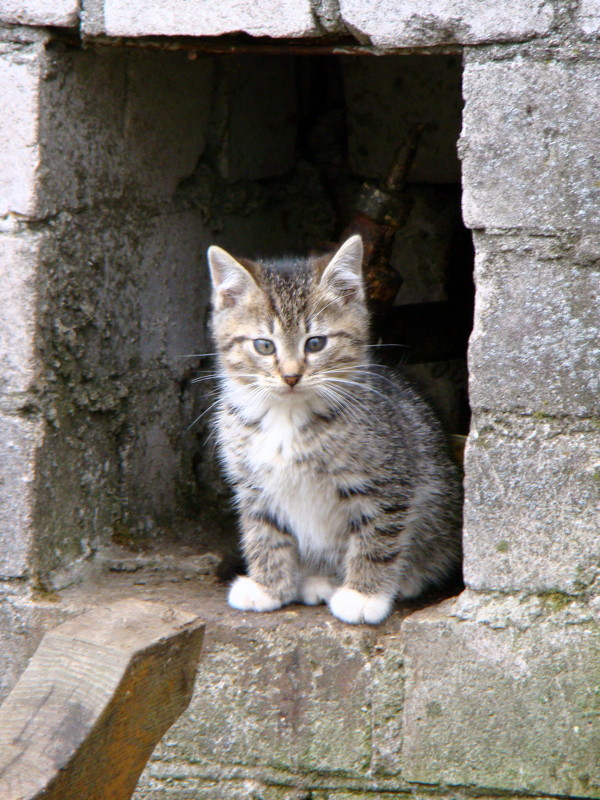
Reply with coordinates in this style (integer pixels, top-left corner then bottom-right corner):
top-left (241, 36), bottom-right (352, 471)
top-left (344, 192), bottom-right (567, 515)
top-left (228, 576), bottom-right (283, 612)
top-left (328, 587), bottom-right (393, 625)
top-left (300, 575), bottom-right (337, 605)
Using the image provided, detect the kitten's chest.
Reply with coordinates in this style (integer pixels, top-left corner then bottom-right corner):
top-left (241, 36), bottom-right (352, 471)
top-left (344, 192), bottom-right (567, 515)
top-left (246, 408), bottom-right (348, 559)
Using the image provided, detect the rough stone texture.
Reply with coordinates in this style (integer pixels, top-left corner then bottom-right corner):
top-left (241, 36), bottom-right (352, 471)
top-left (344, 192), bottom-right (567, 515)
top-left (0, 415), bottom-right (43, 579)
top-left (0, 567), bottom-right (425, 794)
top-left (0, 583), bottom-right (74, 700)
top-left (468, 233), bottom-right (600, 417)
top-left (342, 55), bottom-right (462, 185)
top-left (210, 55), bottom-right (297, 183)
top-left (463, 413), bottom-right (600, 594)
top-left (145, 582), bottom-right (411, 788)
top-left (461, 53), bottom-right (600, 232)
top-left (0, 0), bottom-right (79, 27)
top-left (402, 595), bottom-right (600, 798)
top-left (0, 232), bottom-right (40, 397)
top-left (0, 40), bottom-right (42, 218)
top-left (578, 0), bottom-right (600, 37)
top-left (81, 0), bottom-right (319, 38)
top-left (121, 51), bottom-right (213, 199)
top-left (340, 0), bottom-right (554, 48)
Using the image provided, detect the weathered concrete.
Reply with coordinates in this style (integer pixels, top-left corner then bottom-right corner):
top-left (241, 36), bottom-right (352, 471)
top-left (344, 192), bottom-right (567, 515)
top-left (402, 594), bottom-right (600, 798)
top-left (0, 415), bottom-right (43, 579)
top-left (578, 0), bottom-right (600, 37)
top-left (463, 413), bottom-right (599, 594)
top-left (0, 40), bottom-right (42, 218)
top-left (461, 52), bottom-right (600, 232)
top-left (209, 56), bottom-right (297, 183)
top-left (81, 0), bottom-right (319, 38)
top-left (342, 55), bottom-right (462, 185)
top-left (340, 0), bottom-right (554, 48)
top-left (468, 233), bottom-right (600, 417)
top-left (0, 565), bottom-right (416, 793)
top-left (0, 233), bottom-right (40, 398)
top-left (0, 0), bottom-right (78, 27)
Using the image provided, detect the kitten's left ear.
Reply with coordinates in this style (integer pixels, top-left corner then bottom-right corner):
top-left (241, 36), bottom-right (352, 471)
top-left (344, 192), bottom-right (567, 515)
top-left (319, 235), bottom-right (364, 303)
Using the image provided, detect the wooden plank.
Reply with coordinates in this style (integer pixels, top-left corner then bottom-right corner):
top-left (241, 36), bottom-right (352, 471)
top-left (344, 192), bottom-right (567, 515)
top-left (0, 598), bottom-right (204, 800)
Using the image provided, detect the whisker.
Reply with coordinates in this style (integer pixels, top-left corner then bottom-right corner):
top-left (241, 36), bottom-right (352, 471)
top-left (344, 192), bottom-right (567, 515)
top-left (186, 398), bottom-right (222, 431)
top-left (176, 352), bottom-right (220, 359)
top-left (316, 385), bottom-right (367, 428)
top-left (322, 376), bottom-right (392, 405)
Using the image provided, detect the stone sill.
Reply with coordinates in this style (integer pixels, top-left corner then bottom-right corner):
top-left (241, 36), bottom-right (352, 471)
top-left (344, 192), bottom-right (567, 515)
top-left (1, 551), bottom-right (598, 799)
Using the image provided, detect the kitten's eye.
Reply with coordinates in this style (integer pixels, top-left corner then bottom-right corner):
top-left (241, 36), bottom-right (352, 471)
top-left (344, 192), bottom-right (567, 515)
top-left (253, 338), bottom-right (276, 355)
top-left (305, 336), bottom-right (327, 353)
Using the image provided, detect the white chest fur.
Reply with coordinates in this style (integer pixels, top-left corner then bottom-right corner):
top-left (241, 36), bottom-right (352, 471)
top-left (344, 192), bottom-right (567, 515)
top-left (247, 405), bottom-right (347, 564)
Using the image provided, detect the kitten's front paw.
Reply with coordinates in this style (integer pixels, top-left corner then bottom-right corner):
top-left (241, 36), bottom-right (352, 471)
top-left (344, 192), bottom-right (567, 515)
top-left (300, 575), bottom-right (337, 605)
top-left (328, 587), bottom-right (392, 625)
top-left (228, 576), bottom-right (283, 612)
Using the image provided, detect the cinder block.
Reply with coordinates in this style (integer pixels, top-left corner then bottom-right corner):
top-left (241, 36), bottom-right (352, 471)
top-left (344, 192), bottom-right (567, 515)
top-left (461, 54), bottom-right (600, 231)
top-left (468, 233), bottom-right (600, 417)
top-left (0, 0), bottom-right (78, 27)
top-left (82, 0), bottom-right (318, 38)
top-left (0, 233), bottom-right (41, 396)
top-left (340, 0), bottom-right (553, 48)
top-left (0, 584), bottom-right (74, 701)
top-left (144, 586), bottom-right (412, 785)
top-left (402, 596), bottom-right (600, 798)
top-left (463, 412), bottom-right (599, 594)
top-left (342, 55), bottom-right (462, 184)
top-left (123, 51), bottom-right (213, 199)
top-left (578, 0), bottom-right (600, 36)
top-left (0, 414), bottom-right (43, 579)
top-left (212, 56), bottom-right (297, 183)
top-left (0, 42), bottom-right (42, 218)
top-left (38, 47), bottom-right (127, 216)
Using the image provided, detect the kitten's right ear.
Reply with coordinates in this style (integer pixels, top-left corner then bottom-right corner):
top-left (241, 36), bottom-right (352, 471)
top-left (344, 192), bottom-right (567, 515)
top-left (207, 246), bottom-right (257, 309)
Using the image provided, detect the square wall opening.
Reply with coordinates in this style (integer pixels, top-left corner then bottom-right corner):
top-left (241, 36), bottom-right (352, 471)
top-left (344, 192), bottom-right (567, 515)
top-left (38, 43), bottom-right (472, 584)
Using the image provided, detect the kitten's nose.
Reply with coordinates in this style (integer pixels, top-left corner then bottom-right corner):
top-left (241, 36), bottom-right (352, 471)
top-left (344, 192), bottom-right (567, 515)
top-left (283, 374), bottom-right (302, 388)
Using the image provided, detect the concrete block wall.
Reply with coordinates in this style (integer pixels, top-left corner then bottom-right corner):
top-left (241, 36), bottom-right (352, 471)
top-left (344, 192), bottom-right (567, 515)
top-left (0, 2), bottom-right (598, 800)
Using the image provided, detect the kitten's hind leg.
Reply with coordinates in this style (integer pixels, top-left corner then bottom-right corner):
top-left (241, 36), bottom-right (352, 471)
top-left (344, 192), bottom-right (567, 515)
top-left (299, 575), bottom-right (337, 605)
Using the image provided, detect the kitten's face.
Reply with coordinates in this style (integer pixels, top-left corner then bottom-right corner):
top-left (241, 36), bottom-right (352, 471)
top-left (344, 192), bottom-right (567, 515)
top-left (207, 236), bottom-right (369, 406)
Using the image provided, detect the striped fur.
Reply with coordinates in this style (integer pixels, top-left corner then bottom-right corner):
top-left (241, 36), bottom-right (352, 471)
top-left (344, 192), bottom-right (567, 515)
top-left (207, 235), bottom-right (462, 624)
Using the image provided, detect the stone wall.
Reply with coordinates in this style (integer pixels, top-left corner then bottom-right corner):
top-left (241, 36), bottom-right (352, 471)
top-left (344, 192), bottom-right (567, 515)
top-left (0, 2), bottom-right (598, 800)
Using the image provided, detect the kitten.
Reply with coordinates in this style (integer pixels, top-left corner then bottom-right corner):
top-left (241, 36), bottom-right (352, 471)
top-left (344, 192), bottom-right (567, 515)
top-left (206, 235), bottom-right (462, 624)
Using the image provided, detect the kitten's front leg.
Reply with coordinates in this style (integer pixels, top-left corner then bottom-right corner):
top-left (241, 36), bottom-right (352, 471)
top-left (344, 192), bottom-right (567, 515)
top-left (228, 508), bottom-right (300, 613)
top-left (328, 520), bottom-right (402, 625)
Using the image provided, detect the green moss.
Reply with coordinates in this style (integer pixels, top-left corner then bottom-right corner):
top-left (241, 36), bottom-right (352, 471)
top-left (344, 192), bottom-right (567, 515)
top-left (538, 591), bottom-right (575, 612)
top-left (426, 700), bottom-right (443, 717)
top-left (496, 540), bottom-right (509, 553)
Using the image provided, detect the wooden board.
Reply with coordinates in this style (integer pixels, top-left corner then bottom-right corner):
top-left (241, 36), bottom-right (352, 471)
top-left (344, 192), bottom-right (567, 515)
top-left (0, 598), bottom-right (204, 800)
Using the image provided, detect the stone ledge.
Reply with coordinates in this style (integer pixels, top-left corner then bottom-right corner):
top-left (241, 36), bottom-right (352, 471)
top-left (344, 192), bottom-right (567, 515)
top-left (1, 567), bottom-right (598, 798)
top-left (0, 0), bottom-right (79, 28)
top-left (340, 0), bottom-right (554, 49)
top-left (81, 0), bottom-right (320, 39)
top-left (0, 558), bottom-right (443, 794)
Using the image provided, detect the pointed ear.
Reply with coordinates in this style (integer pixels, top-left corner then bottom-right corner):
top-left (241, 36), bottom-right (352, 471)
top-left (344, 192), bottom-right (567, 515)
top-left (319, 235), bottom-right (364, 303)
top-left (207, 246), bottom-right (257, 309)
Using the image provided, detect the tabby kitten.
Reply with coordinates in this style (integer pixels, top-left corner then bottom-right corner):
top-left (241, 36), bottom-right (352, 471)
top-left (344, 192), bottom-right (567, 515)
top-left (207, 235), bottom-right (462, 624)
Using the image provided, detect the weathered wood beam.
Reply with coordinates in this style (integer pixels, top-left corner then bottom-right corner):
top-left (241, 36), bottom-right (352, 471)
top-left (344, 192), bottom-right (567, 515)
top-left (0, 598), bottom-right (204, 800)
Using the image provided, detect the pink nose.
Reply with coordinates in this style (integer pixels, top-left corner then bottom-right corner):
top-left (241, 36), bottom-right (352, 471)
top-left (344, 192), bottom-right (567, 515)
top-left (283, 374), bottom-right (301, 388)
